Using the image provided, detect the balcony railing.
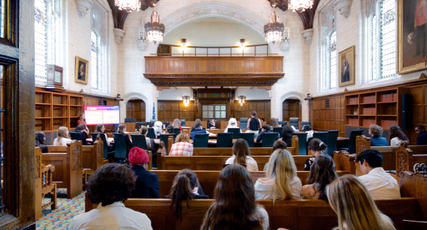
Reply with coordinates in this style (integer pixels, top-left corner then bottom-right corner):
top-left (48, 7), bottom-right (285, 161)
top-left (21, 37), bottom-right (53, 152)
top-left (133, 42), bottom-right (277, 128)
top-left (155, 44), bottom-right (273, 57)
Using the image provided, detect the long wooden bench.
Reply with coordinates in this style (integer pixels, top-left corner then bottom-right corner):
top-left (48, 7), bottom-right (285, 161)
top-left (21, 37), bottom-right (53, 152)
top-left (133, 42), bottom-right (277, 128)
top-left (192, 147), bottom-right (296, 156)
top-left (35, 147), bottom-right (57, 220)
top-left (156, 155), bottom-right (312, 171)
top-left (42, 141), bottom-right (82, 198)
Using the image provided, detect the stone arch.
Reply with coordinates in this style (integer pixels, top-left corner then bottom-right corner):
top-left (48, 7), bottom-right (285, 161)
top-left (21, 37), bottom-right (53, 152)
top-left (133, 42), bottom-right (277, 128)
top-left (278, 91), bottom-right (309, 122)
top-left (122, 92), bottom-right (152, 122)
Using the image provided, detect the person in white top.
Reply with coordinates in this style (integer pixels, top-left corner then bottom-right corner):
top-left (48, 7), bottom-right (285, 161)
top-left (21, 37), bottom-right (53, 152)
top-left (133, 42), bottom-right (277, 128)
top-left (225, 139), bottom-right (258, 171)
top-left (69, 163), bottom-right (153, 230)
top-left (153, 121), bottom-right (163, 137)
top-left (53, 126), bottom-right (72, 146)
top-left (255, 149), bottom-right (302, 200)
top-left (389, 125), bottom-right (409, 147)
top-left (224, 117), bottom-right (242, 133)
top-left (200, 164), bottom-right (269, 230)
top-left (326, 175), bottom-right (396, 230)
top-left (356, 149), bottom-right (401, 200)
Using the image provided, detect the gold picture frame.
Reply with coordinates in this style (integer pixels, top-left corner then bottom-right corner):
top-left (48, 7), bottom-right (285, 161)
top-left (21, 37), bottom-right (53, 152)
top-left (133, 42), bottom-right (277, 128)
top-left (398, 0), bottom-right (427, 74)
top-left (75, 56), bottom-right (89, 85)
top-left (338, 46), bottom-right (355, 87)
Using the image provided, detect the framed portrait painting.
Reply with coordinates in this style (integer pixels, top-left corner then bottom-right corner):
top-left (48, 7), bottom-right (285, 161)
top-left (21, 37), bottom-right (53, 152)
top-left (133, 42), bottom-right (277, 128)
top-left (398, 0), bottom-right (427, 74)
top-left (75, 56), bottom-right (89, 85)
top-left (338, 46), bottom-right (355, 87)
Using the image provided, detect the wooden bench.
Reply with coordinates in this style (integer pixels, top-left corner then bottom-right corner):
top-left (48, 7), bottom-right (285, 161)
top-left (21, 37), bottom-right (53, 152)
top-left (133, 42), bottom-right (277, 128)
top-left (35, 147), bottom-right (57, 220)
top-left (192, 147), bottom-right (296, 156)
top-left (396, 146), bottom-right (427, 175)
top-left (42, 141), bottom-right (83, 198)
top-left (156, 155), bottom-right (312, 171)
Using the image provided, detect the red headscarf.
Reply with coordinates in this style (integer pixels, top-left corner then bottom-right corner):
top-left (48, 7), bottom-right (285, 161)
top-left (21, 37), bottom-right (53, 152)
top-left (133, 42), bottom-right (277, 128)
top-left (128, 147), bottom-right (149, 166)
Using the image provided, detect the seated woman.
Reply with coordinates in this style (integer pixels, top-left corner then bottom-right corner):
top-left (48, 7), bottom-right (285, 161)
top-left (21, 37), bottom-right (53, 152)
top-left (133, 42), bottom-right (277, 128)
top-left (207, 118), bottom-right (217, 129)
top-left (224, 118), bottom-right (242, 133)
top-left (75, 124), bottom-right (89, 145)
top-left (169, 133), bottom-right (193, 156)
top-left (201, 164), bottom-right (269, 230)
top-left (369, 124), bottom-right (388, 146)
top-left (270, 117), bottom-right (281, 127)
top-left (35, 131), bottom-right (48, 153)
top-left (95, 124), bottom-right (115, 151)
top-left (302, 125), bottom-right (314, 141)
top-left (117, 124), bottom-right (133, 156)
top-left (255, 149), bottom-right (302, 200)
top-left (168, 169), bottom-right (208, 219)
top-left (139, 126), bottom-right (152, 149)
top-left (166, 125), bottom-right (174, 134)
top-left (225, 139), bottom-right (258, 171)
top-left (304, 138), bottom-right (327, 171)
top-left (302, 154), bottom-right (338, 201)
top-left (389, 125), bottom-right (409, 147)
top-left (263, 140), bottom-right (287, 171)
top-left (129, 147), bottom-right (160, 198)
top-left (53, 126), bottom-right (72, 146)
top-left (153, 121), bottom-right (163, 137)
top-left (282, 125), bottom-right (294, 147)
top-left (173, 118), bottom-right (183, 131)
top-left (326, 175), bottom-right (396, 230)
top-left (69, 163), bottom-right (153, 229)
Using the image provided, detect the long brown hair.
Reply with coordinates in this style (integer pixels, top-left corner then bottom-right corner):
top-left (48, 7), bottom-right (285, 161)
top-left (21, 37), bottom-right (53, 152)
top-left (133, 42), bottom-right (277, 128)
top-left (232, 139), bottom-right (250, 165)
top-left (307, 154), bottom-right (338, 201)
top-left (168, 173), bottom-right (195, 220)
top-left (201, 164), bottom-right (265, 230)
top-left (78, 113), bottom-right (85, 122)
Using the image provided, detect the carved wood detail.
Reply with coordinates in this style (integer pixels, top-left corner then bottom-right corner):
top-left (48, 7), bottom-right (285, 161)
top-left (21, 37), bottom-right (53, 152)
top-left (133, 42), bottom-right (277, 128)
top-left (396, 146), bottom-right (412, 175)
top-left (355, 135), bottom-right (370, 155)
top-left (107, 0), bottom-right (159, 30)
top-left (71, 141), bottom-right (82, 171)
top-left (35, 155), bottom-right (41, 179)
top-left (97, 139), bottom-right (104, 164)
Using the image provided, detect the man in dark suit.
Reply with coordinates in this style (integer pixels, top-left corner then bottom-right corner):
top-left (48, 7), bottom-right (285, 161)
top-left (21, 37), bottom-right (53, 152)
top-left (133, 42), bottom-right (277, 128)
top-left (128, 147), bottom-right (160, 198)
top-left (190, 123), bottom-right (207, 140)
top-left (415, 125), bottom-right (427, 145)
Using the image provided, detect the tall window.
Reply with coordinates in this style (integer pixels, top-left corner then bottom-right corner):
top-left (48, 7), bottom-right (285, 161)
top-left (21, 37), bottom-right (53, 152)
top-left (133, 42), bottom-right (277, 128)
top-left (91, 30), bottom-right (99, 89)
top-left (320, 7), bottom-right (337, 92)
top-left (91, 3), bottom-right (109, 94)
top-left (329, 31), bottom-right (337, 89)
top-left (1, 0), bottom-right (5, 37)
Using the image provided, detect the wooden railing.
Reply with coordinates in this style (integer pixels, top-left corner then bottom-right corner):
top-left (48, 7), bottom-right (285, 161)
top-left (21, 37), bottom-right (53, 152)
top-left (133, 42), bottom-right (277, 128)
top-left (155, 44), bottom-right (272, 57)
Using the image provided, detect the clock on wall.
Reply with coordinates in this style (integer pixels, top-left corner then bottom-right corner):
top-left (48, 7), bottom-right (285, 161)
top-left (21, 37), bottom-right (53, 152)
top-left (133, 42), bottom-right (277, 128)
top-left (46, 65), bottom-right (63, 89)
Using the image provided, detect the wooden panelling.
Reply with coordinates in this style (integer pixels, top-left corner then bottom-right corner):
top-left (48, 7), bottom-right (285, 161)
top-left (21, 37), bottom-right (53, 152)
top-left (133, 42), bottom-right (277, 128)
top-left (234, 100), bottom-right (271, 123)
top-left (126, 100), bottom-right (146, 122)
top-left (158, 101), bottom-right (196, 123)
top-left (283, 99), bottom-right (301, 123)
top-left (309, 95), bottom-right (345, 137)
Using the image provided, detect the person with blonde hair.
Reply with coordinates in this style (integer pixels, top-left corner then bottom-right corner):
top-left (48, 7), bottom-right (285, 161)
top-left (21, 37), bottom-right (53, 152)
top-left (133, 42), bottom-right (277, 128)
top-left (225, 139), bottom-right (258, 171)
top-left (369, 124), bottom-right (387, 146)
top-left (270, 117), bottom-right (280, 128)
top-left (53, 126), bottom-right (72, 146)
top-left (139, 126), bottom-right (152, 149)
top-left (169, 133), bottom-right (193, 156)
top-left (153, 121), bottom-right (163, 137)
top-left (255, 149), bottom-right (302, 201)
top-left (326, 175), bottom-right (396, 230)
top-left (172, 119), bottom-right (182, 132)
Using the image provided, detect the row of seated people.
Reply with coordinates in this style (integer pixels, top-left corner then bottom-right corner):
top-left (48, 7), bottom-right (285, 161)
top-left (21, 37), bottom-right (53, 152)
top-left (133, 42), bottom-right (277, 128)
top-left (69, 147), bottom-right (399, 229)
top-left (363, 124), bottom-right (427, 147)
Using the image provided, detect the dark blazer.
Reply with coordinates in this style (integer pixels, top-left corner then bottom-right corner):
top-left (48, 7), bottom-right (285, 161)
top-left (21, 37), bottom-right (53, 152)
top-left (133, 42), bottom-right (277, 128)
top-left (81, 132), bottom-right (89, 145)
top-left (256, 130), bottom-right (271, 143)
top-left (282, 132), bottom-right (293, 147)
top-left (416, 131), bottom-right (427, 145)
top-left (130, 165), bottom-right (160, 198)
top-left (190, 129), bottom-right (207, 140)
top-left (37, 144), bottom-right (48, 153)
top-left (122, 133), bottom-right (133, 154)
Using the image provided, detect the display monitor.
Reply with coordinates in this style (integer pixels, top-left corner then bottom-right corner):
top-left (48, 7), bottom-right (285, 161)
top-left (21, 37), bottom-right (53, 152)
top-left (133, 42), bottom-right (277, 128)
top-left (84, 105), bottom-right (120, 125)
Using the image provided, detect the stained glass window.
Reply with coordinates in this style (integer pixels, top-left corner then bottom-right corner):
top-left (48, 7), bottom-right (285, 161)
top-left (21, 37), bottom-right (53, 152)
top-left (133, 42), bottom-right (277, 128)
top-left (35, 0), bottom-right (47, 80)
top-left (91, 30), bottom-right (99, 89)
top-left (1, 0), bottom-right (5, 38)
top-left (380, 0), bottom-right (396, 78)
top-left (329, 31), bottom-right (337, 89)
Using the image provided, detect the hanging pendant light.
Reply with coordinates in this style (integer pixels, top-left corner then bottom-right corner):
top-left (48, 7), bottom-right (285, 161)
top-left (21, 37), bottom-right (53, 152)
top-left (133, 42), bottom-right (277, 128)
top-left (115, 0), bottom-right (141, 12)
top-left (145, 3), bottom-right (165, 44)
top-left (288, 0), bottom-right (314, 13)
top-left (264, 5), bottom-right (284, 44)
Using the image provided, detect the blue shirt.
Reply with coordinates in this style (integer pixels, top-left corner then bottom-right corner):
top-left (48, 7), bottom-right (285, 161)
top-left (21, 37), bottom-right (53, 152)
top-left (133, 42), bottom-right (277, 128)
top-left (190, 129), bottom-right (207, 140)
top-left (256, 130), bottom-right (271, 143)
top-left (370, 136), bottom-right (387, 146)
top-left (416, 131), bottom-right (427, 145)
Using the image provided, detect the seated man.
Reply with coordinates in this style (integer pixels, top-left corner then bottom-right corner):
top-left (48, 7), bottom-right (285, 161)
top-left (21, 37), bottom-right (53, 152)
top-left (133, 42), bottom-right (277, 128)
top-left (69, 163), bottom-right (153, 229)
top-left (190, 123), bottom-right (207, 140)
top-left (356, 149), bottom-right (400, 200)
top-left (255, 124), bottom-right (272, 143)
top-left (369, 124), bottom-right (387, 146)
top-left (128, 147), bottom-right (160, 198)
top-left (415, 125), bottom-right (427, 145)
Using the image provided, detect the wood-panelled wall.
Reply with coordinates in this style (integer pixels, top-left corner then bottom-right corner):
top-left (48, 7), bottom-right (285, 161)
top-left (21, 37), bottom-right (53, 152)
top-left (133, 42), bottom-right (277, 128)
top-left (126, 100), bottom-right (146, 122)
top-left (309, 94), bottom-right (345, 137)
top-left (283, 99), bottom-right (302, 123)
top-left (233, 100), bottom-right (271, 122)
top-left (401, 84), bottom-right (427, 144)
top-left (158, 101), bottom-right (195, 122)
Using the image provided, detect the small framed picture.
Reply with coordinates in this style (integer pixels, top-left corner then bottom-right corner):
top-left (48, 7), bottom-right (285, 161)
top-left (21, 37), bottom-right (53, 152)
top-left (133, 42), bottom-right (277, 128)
top-left (75, 56), bottom-right (89, 85)
top-left (338, 46), bottom-right (355, 87)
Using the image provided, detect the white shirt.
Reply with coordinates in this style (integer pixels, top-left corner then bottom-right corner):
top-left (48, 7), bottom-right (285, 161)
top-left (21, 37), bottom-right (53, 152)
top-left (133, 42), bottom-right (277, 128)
top-left (256, 206), bottom-right (270, 230)
top-left (358, 167), bottom-right (401, 200)
top-left (69, 202), bottom-right (153, 230)
top-left (390, 137), bottom-right (402, 147)
top-left (305, 131), bottom-right (314, 140)
top-left (254, 176), bottom-right (302, 200)
top-left (53, 137), bottom-right (72, 146)
top-left (225, 155), bottom-right (259, 171)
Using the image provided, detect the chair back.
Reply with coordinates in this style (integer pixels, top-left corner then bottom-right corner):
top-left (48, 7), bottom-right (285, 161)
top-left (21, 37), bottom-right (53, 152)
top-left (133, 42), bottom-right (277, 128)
top-left (278, 121), bottom-right (287, 127)
top-left (289, 117), bottom-right (299, 129)
top-left (261, 132), bottom-right (279, 147)
top-left (348, 130), bottom-right (363, 154)
top-left (216, 133), bottom-right (233, 148)
top-left (313, 132), bottom-right (329, 143)
top-left (193, 134), bottom-right (209, 148)
top-left (131, 134), bottom-right (148, 150)
top-left (160, 134), bottom-right (176, 155)
top-left (273, 127), bottom-right (283, 138)
top-left (69, 132), bottom-right (82, 140)
top-left (173, 128), bottom-right (181, 135)
top-left (239, 133), bottom-right (255, 147)
top-left (240, 117), bottom-right (248, 129)
top-left (147, 127), bottom-right (156, 139)
top-left (293, 133), bottom-right (308, 155)
top-left (300, 121), bottom-right (311, 129)
top-left (98, 133), bottom-right (110, 159)
top-left (326, 130), bottom-right (339, 157)
top-left (162, 121), bottom-right (170, 128)
top-left (113, 133), bottom-right (127, 159)
top-left (125, 118), bottom-right (137, 123)
top-left (180, 119), bottom-right (186, 127)
top-left (91, 133), bottom-right (102, 143)
top-left (227, 128), bottom-right (241, 139)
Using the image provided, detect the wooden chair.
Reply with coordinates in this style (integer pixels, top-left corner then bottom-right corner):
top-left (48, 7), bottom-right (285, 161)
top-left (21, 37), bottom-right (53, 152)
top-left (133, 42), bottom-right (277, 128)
top-left (35, 147), bottom-right (57, 220)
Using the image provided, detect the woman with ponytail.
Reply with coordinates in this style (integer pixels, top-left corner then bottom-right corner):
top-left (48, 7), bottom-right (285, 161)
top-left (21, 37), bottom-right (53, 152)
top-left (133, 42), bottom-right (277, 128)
top-left (304, 138), bottom-right (327, 171)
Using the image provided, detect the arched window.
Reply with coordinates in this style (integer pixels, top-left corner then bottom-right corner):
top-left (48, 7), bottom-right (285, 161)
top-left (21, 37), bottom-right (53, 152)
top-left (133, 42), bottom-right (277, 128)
top-left (329, 31), bottom-right (337, 89)
top-left (91, 29), bottom-right (99, 89)
top-left (320, 6), bottom-right (337, 92)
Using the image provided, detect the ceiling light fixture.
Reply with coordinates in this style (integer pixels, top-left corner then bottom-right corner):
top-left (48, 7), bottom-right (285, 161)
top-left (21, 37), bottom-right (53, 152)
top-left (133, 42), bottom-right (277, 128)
top-left (145, 3), bottom-right (165, 44)
top-left (115, 0), bottom-right (141, 12)
top-left (182, 95), bottom-right (190, 107)
top-left (288, 0), bottom-right (314, 13)
top-left (181, 38), bottom-right (187, 49)
top-left (239, 39), bottom-right (246, 49)
top-left (238, 95), bottom-right (246, 106)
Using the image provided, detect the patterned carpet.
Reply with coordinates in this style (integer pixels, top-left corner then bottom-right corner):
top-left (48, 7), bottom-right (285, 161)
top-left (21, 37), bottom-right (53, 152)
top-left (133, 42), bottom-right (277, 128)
top-left (36, 189), bottom-right (85, 230)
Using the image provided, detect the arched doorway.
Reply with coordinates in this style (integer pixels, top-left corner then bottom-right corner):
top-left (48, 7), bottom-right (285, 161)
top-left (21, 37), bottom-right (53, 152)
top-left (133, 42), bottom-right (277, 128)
top-left (126, 99), bottom-right (146, 122)
top-left (282, 99), bottom-right (301, 123)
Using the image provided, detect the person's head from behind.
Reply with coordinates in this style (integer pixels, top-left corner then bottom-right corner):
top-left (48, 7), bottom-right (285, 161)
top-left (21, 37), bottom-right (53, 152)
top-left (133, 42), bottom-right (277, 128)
top-left (389, 124), bottom-right (408, 141)
top-left (270, 117), bottom-right (279, 127)
top-left (87, 163), bottom-right (136, 206)
top-left (232, 139), bottom-right (250, 165)
top-left (95, 124), bottom-right (105, 133)
top-left (168, 169), bottom-right (197, 220)
top-left (415, 125), bottom-right (425, 135)
top-left (117, 124), bottom-right (126, 133)
top-left (326, 175), bottom-right (390, 230)
top-left (201, 164), bottom-right (263, 230)
top-left (195, 122), bottom-right (203, 130)
top-left (75, 124), bottom-right (86, 133)
top-left (228, 117), bottom-right (237, 127)
top-left (282, 125), bottom-right (293, 135)
top-left (175, 133), bottom-right (190, 143)
top-left (265, 149), bottom-right (297, 201)
top-left (355, 149), bottom-right (383, 175)
top-left (167, 125), bottom-right (174, 134)
top-left (302, 125), bottom-right (313, 131)
top-left (272, 140), bottom-right (287, 152)
top-left (140, 126), bottom-right (148, 135)
top-left (307, 154), bottom-right (338, 201)
top-left (58, 126), bottom-right (69, 138)
top-left (128, 147), bottom-right (150, 169)
top-left (177, 169), bottom-right (200, 192)
top-left (194, 119), bottom-right (202, 127)
top-left (173, 119), bottom-right (181, 128)
top-left (369, 124), bottom-right (383, 138)
top-left (261, 124), bottom-right (271, 132)
top-left (308, 138), bottom-right (327, 155)
top-left (35, 131), bottom-right (46, 146)
top-left (251, 111), bottom-right (257, 118)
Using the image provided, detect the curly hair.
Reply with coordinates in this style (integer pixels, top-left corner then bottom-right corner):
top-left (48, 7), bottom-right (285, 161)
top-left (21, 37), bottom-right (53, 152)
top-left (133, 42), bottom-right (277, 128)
top-left (369, 124), bottom-right (383, 137)
top-left (35, 131), bottom-right (46, 146)
top-left (175, 133), bottom-right (190, 143)
top-left (87, 163), bottom-right (137, 206)
top-left (389, 125), bottom-right (408, 142)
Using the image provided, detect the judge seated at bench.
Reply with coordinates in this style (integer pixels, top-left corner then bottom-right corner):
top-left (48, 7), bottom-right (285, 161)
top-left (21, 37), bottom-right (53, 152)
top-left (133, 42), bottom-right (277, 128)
top-left (129, 147), bottom-right (160, 198)
top-left (355, 149), bottom-right (400, 200)
top-left (415, 125), bottom-right (427, 145)
top-left (369, 124), bottom-right (387, 146)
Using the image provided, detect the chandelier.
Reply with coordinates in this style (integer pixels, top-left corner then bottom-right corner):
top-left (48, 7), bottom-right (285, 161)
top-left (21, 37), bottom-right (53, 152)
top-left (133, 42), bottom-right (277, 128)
top-left (288, 0), bottom-right (314, 13)
top-left (238, 95), bottom-right (246, 106)
top-left (115, 0), bottom-right (141, 12)
top-left (264, 6), bottom-right (285, 44)
top-left (145, 4), bottom-right (165, 44)
top-left (182, 96), bottom-right (190, 107)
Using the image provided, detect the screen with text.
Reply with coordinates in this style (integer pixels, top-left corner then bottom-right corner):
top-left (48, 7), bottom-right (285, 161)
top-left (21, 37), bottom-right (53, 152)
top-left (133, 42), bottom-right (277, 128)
top-left (85, 105), bottom-right (120, 125)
